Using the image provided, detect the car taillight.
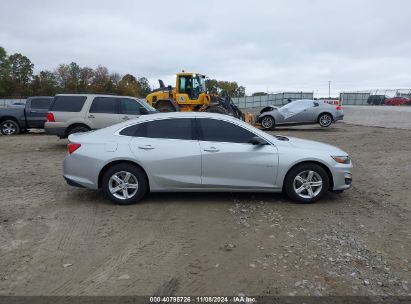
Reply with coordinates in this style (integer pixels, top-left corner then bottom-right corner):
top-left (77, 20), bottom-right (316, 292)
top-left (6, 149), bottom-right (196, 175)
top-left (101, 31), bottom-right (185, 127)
top-left (47, 112), bottom-right (55, 122)
top-left (67, 143), bottom-right (81, 154)
top-left (336, 106), bottom-right (342, 110)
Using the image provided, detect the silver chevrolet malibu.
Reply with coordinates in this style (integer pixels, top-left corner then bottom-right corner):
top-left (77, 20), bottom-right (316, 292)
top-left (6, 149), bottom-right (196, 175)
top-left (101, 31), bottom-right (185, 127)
top-left (63, 112), bottom-right (352, 205)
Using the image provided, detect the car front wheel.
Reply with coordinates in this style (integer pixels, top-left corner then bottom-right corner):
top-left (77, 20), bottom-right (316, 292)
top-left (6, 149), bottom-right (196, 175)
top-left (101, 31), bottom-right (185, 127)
top-left (102, 163), bottom-right (148, 205)
top-left (260, 115), bottom-right (275, 130)
top-left (284, 163), bottom-right (329, 203)
top-left (318, 113), bottom-right (332, 127)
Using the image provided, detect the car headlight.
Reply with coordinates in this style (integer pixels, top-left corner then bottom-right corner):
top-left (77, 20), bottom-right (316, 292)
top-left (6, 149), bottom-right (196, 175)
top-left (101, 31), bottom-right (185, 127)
top-left (332, 156), bottom-right (351, 164)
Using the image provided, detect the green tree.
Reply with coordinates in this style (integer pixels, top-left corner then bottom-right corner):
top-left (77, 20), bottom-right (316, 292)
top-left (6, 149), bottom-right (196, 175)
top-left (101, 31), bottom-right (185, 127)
top-left (30, 71), bottom-right (58, 96)
top-left (0, 46), bottom-right (11, 96)
top-left (54, 62), bottom-right (82, 92)
top-left (6, 53), bottom-right (34, 96)
top-left (118, 74), bottom-right (140, 96)
top-left (205, 78), bottom-right (246, 97)
top-left (252, 92), bottom-right (268, 96)
top-left (205, 79), bottom-right (219, 95)
top-left (91, 65), bottom-right (112, 93)
top-left (137, 77), bottom-right (151, 97)
top-left (78, 67), bottom-right (94, 92)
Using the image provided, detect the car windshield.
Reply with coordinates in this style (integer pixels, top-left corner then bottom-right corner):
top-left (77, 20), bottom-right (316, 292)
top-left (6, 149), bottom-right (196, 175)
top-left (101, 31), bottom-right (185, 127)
top-left (278, 100), bottom-right (314, 119)
top-left (138, 99), bottom-right (157, 111)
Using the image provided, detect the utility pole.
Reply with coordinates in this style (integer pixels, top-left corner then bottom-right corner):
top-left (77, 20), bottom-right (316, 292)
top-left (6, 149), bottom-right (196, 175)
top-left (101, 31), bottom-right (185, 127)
top-left (328, 80), bottom-right (331, 98)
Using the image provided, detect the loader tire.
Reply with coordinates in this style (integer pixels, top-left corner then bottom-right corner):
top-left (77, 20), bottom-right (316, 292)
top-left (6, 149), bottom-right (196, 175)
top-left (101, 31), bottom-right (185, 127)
top-left (157, 105), bottom-right (175, 112)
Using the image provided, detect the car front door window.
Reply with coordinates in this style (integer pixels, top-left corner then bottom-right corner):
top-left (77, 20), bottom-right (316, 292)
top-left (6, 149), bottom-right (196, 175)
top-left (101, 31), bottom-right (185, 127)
top-left (198, 118), bottom-right (278, 188)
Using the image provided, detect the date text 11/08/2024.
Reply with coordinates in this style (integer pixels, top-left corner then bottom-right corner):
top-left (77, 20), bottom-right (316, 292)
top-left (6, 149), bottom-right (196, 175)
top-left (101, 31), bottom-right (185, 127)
top-left (149, 296), bottom-right (257, 303)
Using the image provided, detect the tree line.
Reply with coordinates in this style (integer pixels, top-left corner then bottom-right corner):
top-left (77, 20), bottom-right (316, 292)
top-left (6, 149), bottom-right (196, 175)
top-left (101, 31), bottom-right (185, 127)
top-left (0, 46), bottom-right (246, 98)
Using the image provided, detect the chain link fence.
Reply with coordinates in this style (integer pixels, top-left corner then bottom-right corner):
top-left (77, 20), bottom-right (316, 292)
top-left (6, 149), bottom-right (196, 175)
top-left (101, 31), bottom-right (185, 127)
top-left (340, 89), bottom-right (411, 105)
top-left (231, 92), bottom-right (314, 109)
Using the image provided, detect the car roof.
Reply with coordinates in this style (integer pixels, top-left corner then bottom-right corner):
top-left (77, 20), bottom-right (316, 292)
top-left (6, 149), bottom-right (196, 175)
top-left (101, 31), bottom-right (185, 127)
top-left (27, 96), bottom-right (54, 99)
top-left (138, 111), bottom-right (240, 121)
top-left (55, 93), bottom-right (137, 98)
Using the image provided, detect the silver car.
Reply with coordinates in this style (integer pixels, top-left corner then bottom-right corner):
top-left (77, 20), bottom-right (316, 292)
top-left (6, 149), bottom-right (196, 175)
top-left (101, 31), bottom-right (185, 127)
top-left (63, 112), bottom-right (352, 205)
top-left (256, 99), bottom-right (344, 130)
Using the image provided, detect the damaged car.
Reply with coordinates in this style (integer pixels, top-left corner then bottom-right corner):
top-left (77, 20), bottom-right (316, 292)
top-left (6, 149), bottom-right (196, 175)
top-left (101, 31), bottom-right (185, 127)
top-left (256, 99), bottom-right (344, 130)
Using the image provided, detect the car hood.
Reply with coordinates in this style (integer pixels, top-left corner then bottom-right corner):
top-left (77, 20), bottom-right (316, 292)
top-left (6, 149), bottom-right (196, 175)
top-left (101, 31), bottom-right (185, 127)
top-left (276, 136), bottom-right (347, 154)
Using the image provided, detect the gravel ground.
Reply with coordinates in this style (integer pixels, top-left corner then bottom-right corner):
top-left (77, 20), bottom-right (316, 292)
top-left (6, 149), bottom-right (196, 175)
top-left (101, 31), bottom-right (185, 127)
top-left (0, 122), bottom-right (410, 296)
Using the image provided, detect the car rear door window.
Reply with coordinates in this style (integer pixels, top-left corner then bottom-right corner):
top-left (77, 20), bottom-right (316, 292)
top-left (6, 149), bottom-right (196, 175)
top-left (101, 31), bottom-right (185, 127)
top-left (50, 96), bottom-right (87, 112)
top-left (120, 118), bottom-right (193, 140)
top-left (198, 118), bottom-right (255, 144)
top-left (89, 97), bottom-right (118, 114)
top-left (119, 124), bottom-right (141, 136)
top-left (119, 98), bottom-right (143, 115)
top-left (31, 98), bottom-right (52, 110)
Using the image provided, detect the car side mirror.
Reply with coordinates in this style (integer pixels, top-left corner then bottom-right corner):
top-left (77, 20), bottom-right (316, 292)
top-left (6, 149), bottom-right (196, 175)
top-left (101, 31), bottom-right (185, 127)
top-left (313, 102), bottom-right (319, 107)
top-left (140, 108), bottom-right (149, 115)
top-left (249, 136), bottom-right (268, 146)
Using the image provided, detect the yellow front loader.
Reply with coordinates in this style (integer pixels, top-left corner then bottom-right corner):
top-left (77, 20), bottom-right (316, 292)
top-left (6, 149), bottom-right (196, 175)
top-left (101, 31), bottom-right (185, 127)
top-left (146, 72), bottom-right (246, 120)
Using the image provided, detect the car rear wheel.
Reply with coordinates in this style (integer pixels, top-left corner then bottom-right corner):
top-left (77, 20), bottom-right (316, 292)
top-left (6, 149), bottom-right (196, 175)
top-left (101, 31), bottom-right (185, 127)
top-left (102, 163), bottom-right (148, 205)
top-left (284, 163), bottom-right (329, 203)
top-left (0, 120), bottom-right (20, 135)
top-left (261, 116), bottom-right (275, 130)
top-left (318, 113), bottom-right (332, 127)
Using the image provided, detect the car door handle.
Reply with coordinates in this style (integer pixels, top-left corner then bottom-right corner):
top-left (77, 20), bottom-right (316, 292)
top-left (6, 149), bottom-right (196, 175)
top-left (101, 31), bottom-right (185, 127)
top-left (88, 114), bottom-right (95, 118)
top-left (204, 147), bottom-right (219, 152)
top-left (138, 145), bottom-right (155, 150)
top-left (30, 110), bottom-right (38, 113)
top-left (122, 116), bottom-right (129, 120)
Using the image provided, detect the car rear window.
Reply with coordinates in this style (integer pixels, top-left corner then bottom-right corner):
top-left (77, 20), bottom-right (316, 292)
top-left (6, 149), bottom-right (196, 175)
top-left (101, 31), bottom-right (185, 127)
top-left (31, 98), bottom-right (52, 110)
top-left (50, 96), bottom-right (87, 112)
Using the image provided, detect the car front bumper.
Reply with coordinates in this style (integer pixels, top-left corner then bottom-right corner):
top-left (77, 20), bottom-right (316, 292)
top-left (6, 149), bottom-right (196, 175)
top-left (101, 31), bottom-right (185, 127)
top-left (331, 164), bottom-right (352, 191)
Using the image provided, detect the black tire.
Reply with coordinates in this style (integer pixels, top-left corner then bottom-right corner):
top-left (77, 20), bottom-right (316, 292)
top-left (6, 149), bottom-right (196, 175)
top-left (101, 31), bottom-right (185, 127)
top-left (0, 120), bottom-right (20, 136)
top-left (67, 125), bottom-right (90, 136)
top-left (206, 105), bottom-right (229, 114)
top-left (284, 163), bottom-right (330, 203)
top-left (260, 115), bottom-right (275, 130)
top-left (157, 105), bottom-right (175, 112)
top-left (102, 163), bottom-right (148, 205)
top-left (318, 113), bottom-right (333, 127)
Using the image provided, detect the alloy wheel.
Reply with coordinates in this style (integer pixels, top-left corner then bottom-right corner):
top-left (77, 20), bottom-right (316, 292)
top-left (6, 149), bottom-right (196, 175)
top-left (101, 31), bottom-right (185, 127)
top-left (2, 122), bottom-right (17, 135)
top-left (261, 116), bottom-right (274, 129)
top-left (108, 171), bottom-right (139, 200)
top-left (293, 170), bottom-right (323, 199)
top-left (319, 114), bottom-right (332, 127)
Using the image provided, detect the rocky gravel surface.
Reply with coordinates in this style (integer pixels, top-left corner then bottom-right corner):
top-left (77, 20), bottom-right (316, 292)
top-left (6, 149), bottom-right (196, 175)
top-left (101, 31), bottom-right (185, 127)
top-left (0, 123), bottom-right (410, 296)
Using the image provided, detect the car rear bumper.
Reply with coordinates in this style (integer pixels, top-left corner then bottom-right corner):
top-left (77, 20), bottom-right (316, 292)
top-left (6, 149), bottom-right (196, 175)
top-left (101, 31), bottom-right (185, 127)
top-left (63, 152), bottom-right (101, 190)
top-left (64, 176), bottom-right (86, 188)
top-left (45, 126), bottom-right (66, 138)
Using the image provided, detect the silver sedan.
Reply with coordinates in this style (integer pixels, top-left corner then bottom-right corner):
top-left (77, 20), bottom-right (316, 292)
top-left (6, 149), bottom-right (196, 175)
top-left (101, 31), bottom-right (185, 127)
top-left (256, 99), bottom-right (344, 130)
top-left (63, 112), bottom-right (352, 205)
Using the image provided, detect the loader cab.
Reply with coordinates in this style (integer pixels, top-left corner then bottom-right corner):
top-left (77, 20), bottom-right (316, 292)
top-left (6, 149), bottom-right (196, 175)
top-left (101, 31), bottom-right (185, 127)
top-left (176, 73), bottom-right (206, 102)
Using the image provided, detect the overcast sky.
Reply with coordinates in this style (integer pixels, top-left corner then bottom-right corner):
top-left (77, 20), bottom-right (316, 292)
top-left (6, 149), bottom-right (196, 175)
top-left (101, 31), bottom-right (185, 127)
top-left (1, 0), bottom-right (410, 96)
